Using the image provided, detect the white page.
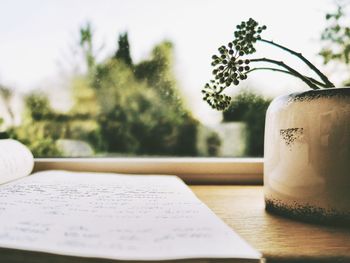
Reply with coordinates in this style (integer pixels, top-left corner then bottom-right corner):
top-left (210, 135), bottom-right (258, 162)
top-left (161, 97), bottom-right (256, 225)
top-left (0, 171), bottom-right (261, 261)
top-left (0, 139), bottom-right (34, 184)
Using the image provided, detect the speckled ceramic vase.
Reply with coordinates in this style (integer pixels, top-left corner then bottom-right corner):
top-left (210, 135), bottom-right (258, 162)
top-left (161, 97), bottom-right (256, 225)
top-left (264, 88), bottom-right (350, 224)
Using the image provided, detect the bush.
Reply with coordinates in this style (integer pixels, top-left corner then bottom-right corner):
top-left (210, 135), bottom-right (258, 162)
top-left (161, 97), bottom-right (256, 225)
top-left (223, 91), bottom-right (271, 157)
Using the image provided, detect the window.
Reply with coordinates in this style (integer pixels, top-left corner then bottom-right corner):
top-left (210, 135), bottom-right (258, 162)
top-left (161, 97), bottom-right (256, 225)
top-left (0, 0), bottom-right (341, 161)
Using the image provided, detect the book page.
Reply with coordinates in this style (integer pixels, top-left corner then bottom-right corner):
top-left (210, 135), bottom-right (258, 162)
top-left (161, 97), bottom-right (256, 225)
top-left (0, 139), bottom-right (34, 185)
top-left (0, 171), bottom-right (261, 261)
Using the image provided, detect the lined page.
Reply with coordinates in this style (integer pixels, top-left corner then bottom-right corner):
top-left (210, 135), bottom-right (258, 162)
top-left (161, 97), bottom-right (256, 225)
top-left (0, 171), bottom-right (260, 261)
top-left (0, 139), bottom-right (34, 185)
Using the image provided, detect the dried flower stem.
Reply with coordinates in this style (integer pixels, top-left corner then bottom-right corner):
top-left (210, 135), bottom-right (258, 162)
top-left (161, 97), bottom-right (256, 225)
top-left (247, 67), bottom-right (331, 88)
top-left (202, 18), bottom-right (335, 110)
top-left (259, 39), bottom-right (334, 88)
top-left (250, 58), bottom-right (320, 90)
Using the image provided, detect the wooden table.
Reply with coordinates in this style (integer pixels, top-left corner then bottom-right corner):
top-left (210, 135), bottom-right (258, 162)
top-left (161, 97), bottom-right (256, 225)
top-left (191, 185), bottom-right (350, 263)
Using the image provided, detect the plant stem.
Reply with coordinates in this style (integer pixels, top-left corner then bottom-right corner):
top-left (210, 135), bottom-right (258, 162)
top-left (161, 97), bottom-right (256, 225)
top-left (250, 58), bottom-right (320, 90)
top-left (247, 67), bottom-right (292, 75)
top-left (259, 38), bottom-right (335, 88)
top-left (247, 67), bottom-right (331, 88)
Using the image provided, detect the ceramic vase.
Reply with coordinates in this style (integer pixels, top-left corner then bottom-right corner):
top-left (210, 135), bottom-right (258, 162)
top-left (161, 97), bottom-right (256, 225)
top-left (264, 88), bottom-right (350, 224)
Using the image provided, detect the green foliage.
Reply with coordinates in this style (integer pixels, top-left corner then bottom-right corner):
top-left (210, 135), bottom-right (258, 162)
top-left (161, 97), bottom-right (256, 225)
top-left (0, 85), bottom-right (15, 125)
top-left (67, 31), bottom-right (198, 156)
top-left (9, 126), bottom-right (62, 157)
top-left (320, 4), bottom-right (350, 64)
top-left (0, 117), bottom-right (6, 139)
top-left (79, 22), bottom-right (95, 73)
top-left (319, 3), bottom-right (350, 86)
top-left (223, 91), bottom-right (271, 156)
top-left (0, 131), bottom-right (9, 139)
top-left (24, 93), bottom-right (53, 120)
top-left (0, 86), bottom-right (12, 101)
top-left (91, 41), bottom-right (198, 156)
top-left (206, 132), bottom-right (221, 156)
top-left (9, 93), bottom-right (62, 157)
top-left (114, 32), bottom-right (133, 66)
top-left (8, 26), bottom-right (198, 157)
top-left (134, 41), bottom-right (183, 111)
top-left (223, 92), bottom-right (255, 122)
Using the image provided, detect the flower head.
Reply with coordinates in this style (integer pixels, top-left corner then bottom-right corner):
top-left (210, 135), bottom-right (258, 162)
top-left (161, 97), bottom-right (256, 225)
top-left (203, 18), bottom-right (334, 111)
top-left (202, 18), bottom-right (267, 110)
top-left (233, 18), bottom-right (266, 54)
top-left (202, 81), bottom-right (232, 111)
top-left (202, 43), bottom-right (251, 110)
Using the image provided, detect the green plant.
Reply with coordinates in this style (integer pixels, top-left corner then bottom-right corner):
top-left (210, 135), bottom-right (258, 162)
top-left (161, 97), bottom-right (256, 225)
top-left (223, 91), bottom-right (271, 156)
top-left (0, 85), bottom-right (15, 126)
top-left (114, 32), bottom-right (133, 67)
top-left (320, 3), bottom-right (350, 65)
top-left (202, 18), bottom-right (335, 110)
top-left (206, 132), bottom-right (221, 156)
top-left (319, 2), bottom-right (350, 86)
top-left (92, 41), bottom-right (198, 156)
top-left (79, 22), bottom-right (96, 73)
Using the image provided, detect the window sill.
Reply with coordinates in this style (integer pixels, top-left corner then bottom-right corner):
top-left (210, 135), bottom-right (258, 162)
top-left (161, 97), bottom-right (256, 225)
top-left (34, 157), bottom-right (263, 184)
top-left (192, 185), bottom-right (350, 263)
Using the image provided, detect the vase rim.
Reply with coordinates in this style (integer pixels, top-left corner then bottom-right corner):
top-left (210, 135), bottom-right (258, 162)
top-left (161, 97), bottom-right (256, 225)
top-left (274, 87), bottom-right (350, 103)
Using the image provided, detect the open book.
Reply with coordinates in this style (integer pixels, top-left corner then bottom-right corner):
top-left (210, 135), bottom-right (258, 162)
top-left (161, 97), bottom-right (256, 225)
top-left (0, 139), bottom-right (262, 262)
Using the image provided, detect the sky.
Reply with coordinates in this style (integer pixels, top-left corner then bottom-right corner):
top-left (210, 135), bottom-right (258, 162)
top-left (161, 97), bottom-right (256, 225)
top-left (0, 0), bottom-right (337, 124)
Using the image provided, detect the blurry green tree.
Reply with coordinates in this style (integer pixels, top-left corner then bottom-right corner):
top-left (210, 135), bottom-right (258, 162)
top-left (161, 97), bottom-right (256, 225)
top-left (114, 32), bottom-right (133, 67)
top-left (223, 91), bottom-right (271, 157)
top-left (90, 40), bottom-right (198, 156)
top-left (319, 1), bottom-right (350, 85)
top-left (0, 85), bottom-right (15, 126)
top-left (6, 21), bottom-right (199, 157)
top-left (206, 132), bottom-right (221, 156)
top-left (79, 22), bottom-right (96, 74)
top-left (9, 93), bottom-right (62, 157)
top-left (56, 24), bottom-right (198, 156)
top-left (0, 118), bottom-right (3, 130)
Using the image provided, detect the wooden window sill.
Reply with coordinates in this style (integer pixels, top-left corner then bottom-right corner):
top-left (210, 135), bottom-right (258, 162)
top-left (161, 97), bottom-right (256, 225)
top-left (190, 185), bottom-right (350, 263)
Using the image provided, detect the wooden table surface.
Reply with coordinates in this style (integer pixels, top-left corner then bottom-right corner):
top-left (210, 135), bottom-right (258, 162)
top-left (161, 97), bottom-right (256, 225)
top-left (190, 185), bottom-right (350, 263)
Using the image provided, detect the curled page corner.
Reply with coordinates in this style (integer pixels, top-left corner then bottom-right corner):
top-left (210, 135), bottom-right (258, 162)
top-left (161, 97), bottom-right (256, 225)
top-left (0, 139), bottom-right (34, 185)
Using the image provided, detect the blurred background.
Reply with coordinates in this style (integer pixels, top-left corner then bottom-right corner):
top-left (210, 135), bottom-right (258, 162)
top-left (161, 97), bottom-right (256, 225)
top-left (0, 0), bottom-right (349, 157)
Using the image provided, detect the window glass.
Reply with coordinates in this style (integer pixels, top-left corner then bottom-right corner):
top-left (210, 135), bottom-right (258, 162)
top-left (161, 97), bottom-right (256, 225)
top-left (0, 0), bottom-right (341, 157)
